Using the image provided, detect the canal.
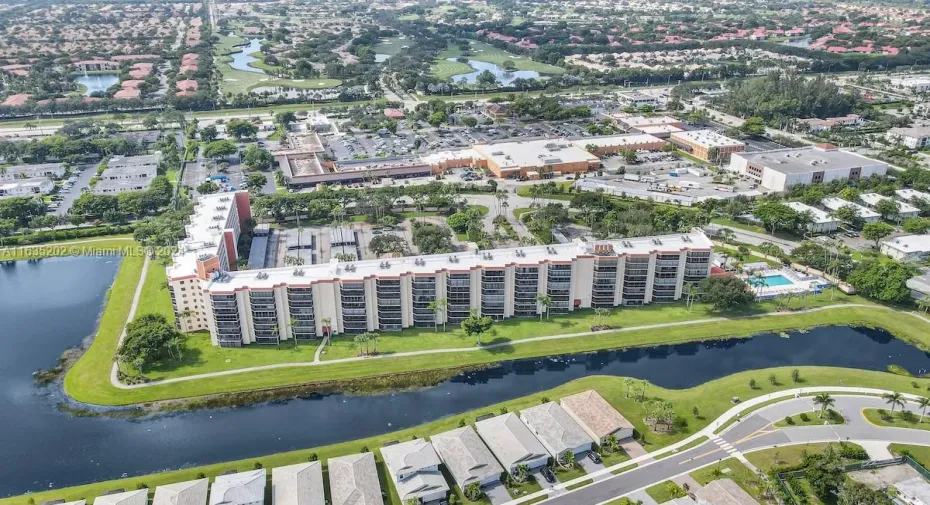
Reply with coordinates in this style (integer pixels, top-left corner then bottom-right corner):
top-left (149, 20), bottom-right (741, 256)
top-left (2, 257), bottom-right (930, 496)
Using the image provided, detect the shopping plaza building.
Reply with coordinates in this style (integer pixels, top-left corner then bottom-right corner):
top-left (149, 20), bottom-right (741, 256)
top-left (167, 192), bottom-right (714, 347)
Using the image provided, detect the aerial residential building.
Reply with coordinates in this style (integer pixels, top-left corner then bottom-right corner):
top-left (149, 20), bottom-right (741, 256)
top-left (92, 153), bottom-right (161, 195)
top-left (569, 133), bottom-right (666, 157)
top-left (168, 193), bottom-right (713, 346)
top-left (519, 402), bottom-right (595, 460)
top-left (820, 197), bottom-right (881, 224)
top-left (784, 202), bottom-right (840, 233)
top-left (75, 59), bottom-right (120, 72)
top-left (889, 77), bottom-right (930, 93)
top-left (475, 413), bottom-right (550, 475)
top-left (272, 462), bottom-right (325, 505)
top-left (471, 138), bottom-right (600, 178)
top-left (0, 162), bottom-right (66, 181)
top-left (93, 490), bottom-right (148, 505)
top-left (728, 145), bottom-right (888, 193)
top-left (560, 390), bottom-right (635, 443)
top-left (881, 235), bottom-right (930, 263)
top-left (670, 130), bottom-right (744, 163)
top-left (328, 453), bottom-right (384, 505)
top-left (860, 193), bottom-right (920, 219)
top-left (431, 426), bottom-right (504, 490)
top-left (152, 479), bottom-right (208, 505)
top-left (797, 114), bottom-right (863, 132)
top-left (896, 188), bottom-right (930, 205)
top-left (895, 476), bottom-right (930, 505)
top-left (887, 127), bottom-right (930, 149)
top-left (694, 479), bottom-right (761, 505)
top-left (209, 469), bottom-right (266, 505)
top-left (380, 439), bottom-right (450, 503)
top-left (0, 177), bottom-right (54, 198)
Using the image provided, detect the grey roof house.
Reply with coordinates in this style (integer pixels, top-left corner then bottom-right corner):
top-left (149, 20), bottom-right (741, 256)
top-left (272, 462), bottom-right (325, 505)
top-left (431, 426), bottom-right (504, 489)
top-left (380, 439), bottom-right (449, 504)
top-left (93, 489), bottom-right (148, 505)
top-left (475, 413), bottom-right (550, 474)
top-left (328, 452), bottom-right (384, 505)
top-left (153, 479), bottom-right (209, 505)
top-left (209, 469), bottom-right (266, 505)
top-left (560, 390), bottom-right (635, 443)
top-left (519, 402), bottom-right (595, 459)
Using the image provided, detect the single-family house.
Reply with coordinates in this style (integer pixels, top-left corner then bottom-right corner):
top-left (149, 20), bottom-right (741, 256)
top-left (153, 479), bottom-right (209, 505)
top-left (560, 390), bottom-right (635, 444)
top-left (431, 426), bottom-right (504, 490)
top-left (328, 453), bottom-right (384, 505)
top-left (519, 402), bottom-right (595, 460)
top-left (272, 462), bottom-right (325, 505)
top-left (93, 489), bottom-right (148, 505)
top-left (209, 469), bottom-right (266, 505)
top-left (380, 439), bottom-right (450, 503)
top-left (475, 413), bottom-right (549, 475)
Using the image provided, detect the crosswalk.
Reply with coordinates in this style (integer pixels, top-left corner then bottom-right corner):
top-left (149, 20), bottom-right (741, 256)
top-left (712, 436), bottom-right (739, 457)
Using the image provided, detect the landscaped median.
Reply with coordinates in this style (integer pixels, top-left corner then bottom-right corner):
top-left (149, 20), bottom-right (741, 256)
top-left (9, 372), bottom-right (930, 505)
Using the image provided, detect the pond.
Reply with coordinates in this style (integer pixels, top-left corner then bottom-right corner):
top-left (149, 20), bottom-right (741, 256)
top-left (74, 73), bottom-right (119, 96)
top-left (447, 58), bottom-right (542, 85)
top-left (781, 37), bottom-right (812, 48)
top-left (375, 54), bottom-right (391, 63)
top-left (227, 38), bottom-right (265, 74)
top-left (3, 257), bottom-right (930, 495)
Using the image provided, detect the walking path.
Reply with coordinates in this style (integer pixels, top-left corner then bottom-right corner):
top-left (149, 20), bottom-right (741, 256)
top-left (110, 303), bottom-right (930, 389)
top-left (312, 336), bottom-right (329, 363)
top-left (109, 255), bottom-right (151, 386)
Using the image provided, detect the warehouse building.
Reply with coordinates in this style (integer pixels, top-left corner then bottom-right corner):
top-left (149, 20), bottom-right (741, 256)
top-left (471, 138), bottom-right (600, 178)
top-left (727, 145), bottom-right (888, 193)
top-left (670, 130), bottom-right (744, 163)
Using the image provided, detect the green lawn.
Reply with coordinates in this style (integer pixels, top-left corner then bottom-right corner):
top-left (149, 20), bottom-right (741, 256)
top-left (136, 261), bottom-right (175, 323)
top-left (554, 462), bottom-right (587, 483)
top-left (503, 476), bottom-right (543, 500)
top-left (744, 442), bottom-right (863, 472)
top-left (863, 409), bottom-right (930, 431)
top-left (691, 458), bottom-right (765, 503)
top-left (215, 34), bottom-right (342, 95)
top-left (774, 409), bottom-right (844, 427)
top-left (889, 444), bottom-right (930, 467)
top-left (373, 36), bottom-right (408, 56)
top-left (432, 40), bottom-right (564, 81)
top-left (645, 480), bottom-right (687, 503)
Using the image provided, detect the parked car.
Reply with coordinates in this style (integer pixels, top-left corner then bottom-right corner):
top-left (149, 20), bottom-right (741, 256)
top-left (541, 467), bottom-right (556, 483)
top-left (587, 451), bottom-right (602, 464)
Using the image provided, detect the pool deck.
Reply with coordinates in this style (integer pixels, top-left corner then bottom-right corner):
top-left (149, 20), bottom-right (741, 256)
top-left (743, 268), bottom-right (828, 299)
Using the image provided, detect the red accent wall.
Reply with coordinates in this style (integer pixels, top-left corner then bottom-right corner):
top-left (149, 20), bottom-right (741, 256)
top-left (224, 231), bottom-right (238, 271)
top-left (235, 191), bottom-right (252, 224)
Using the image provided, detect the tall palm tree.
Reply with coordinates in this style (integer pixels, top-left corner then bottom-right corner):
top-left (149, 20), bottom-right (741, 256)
top-left (918, 299), bottom-right (930, 314)
top-left (428, 298), bottom-right (447, 332)
top-left (271, 325), bottom-right (280, 349)
top-left (884, 392), bottom-right (905, 412)
top-left (685, 282), bottom-right (698, 312)
top-left (813, 393), bottom-right (835, 418)
top-left (353, 334), bottom-right (369, 356)
top-left (536, 294), bottom-right (551, 321)
top-left (290, 316), bottom-right (300, 350)
top-left (752, 272), bottom-right (768, 295)
top-left (919, 397), bottom-right (930, 423)
top-left (717, 228), bottom-right (735, 244)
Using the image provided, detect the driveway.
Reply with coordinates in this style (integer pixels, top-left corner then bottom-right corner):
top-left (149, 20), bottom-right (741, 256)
top-left (484, 482), bottom-right (512, 505)
top-left (577, 454), bottom-right (607, 480)
top-left (51, 163), bottom-right (97, 216)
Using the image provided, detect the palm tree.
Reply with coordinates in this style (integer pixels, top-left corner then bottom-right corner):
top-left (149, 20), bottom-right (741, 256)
top-left (558, 451), bottom-right (575, 469)
top-left (919, 397), bottom-right (930, 423)
top-left (752, 272), bottom-right (768, 295)
top-left (463, 482), bottom-right (483, 502)
top-left (271, 325), bottom-right (280, 349)
top-left (813, 393), bottom-right (835, 418)
top-left (603, 434), bottom-right (620, 453)
top-left (536, 294), bottom-right (551, 321)
top-left (353, 334), bottom-right (369, 356)
top-left (290, 317), bottom-right (300, 350)
top-left (918, 299), bottom-right (930, 314)
top-left (718, 250), bottom-right (731, 271)
top-left (428, 297), bottom-right (448, 332)
top-left (884, 392), bottom-right (905, 412)
top-left (514, 463), bottom-right (530, 484)
top-left (684, 282), bottom-right (698, 312)
top-left (717, 227), bottom-right (736, 244)
top-left (168, 336), bottom-right (184, 361)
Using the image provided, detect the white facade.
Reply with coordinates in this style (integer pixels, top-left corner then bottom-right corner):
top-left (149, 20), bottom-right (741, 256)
top-left (887, 127), bottom-right (930, 150)
top-left (896, 188), bottom-right (930, 204)
top-left (820, 197), bottom-right (881, 224)
top-left (0, 162), bottom-right (66, 181)
top-left (380, 439), bottom-right (449, 503)
top-left (618, 91), bottom-right (660, 108)
top-left (0, 177), bottom-right (54, 198)
top-left (881, 234), bottom-right (930, 263)
top-left (153, 479), bottom-right (209, 505)
top-left (860, 193), bottom-right (920, 219)
top-left (889, 77), bottom-right (930, 93)
top-left (784, 202), bottom-right (840, 234)
top-left (728, 146), bottom-right (888, 193)
top-left (210, 470), bottom-right (266, 505)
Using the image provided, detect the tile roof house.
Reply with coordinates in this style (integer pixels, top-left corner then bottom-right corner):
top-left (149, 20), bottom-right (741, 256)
top-left (475, 413), bottom-right (550, 474)
top-left (431, 426), bottom-right (504, 489)
top-left (380, 439), bottom-right (450, 503)
top-left (328, 452), bottom-right (384, 505)
top-left (272, 462), bottom-right (325, 505)
top-left (209, 469), bottom-right (266, 505)
top-left (519, 402), bottom-right (594, 459)
top-left (93, 489), bottom-right (149, 505)
top-left (560, 390), bottom-right (635, 443)
top-left (695, 479), bottom-right (760, 505)
top-left (153, 478), bottom-right (209, 505)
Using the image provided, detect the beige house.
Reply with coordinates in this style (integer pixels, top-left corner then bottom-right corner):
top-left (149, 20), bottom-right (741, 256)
top-left (560, 390), bottom-right (634, 444)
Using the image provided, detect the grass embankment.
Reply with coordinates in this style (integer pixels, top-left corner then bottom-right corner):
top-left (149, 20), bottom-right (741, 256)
top-left (890, 444), bottom-right (930, 467)
top-left (215, 34), bottom-right (341, 95)
top-left (432, 40), bottom-right (564, 80)
top-left (744, 442), bottom-right (862, 472)
top-left (774, 409), bottom-right (845, 427)
top-left (6, 369), bottom-right (927, 505)
top-left (0, 235), bottom-right (136, 261)
top-left (863, 409), bottom-right (930, 431)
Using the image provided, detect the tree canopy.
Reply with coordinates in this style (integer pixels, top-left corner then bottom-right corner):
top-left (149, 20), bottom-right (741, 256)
top-left (699, 275), bottom-right (755, 311)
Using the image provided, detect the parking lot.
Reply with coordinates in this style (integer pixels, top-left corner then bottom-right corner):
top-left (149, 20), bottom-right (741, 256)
top-left (48, 163), bottom-right (97, 216)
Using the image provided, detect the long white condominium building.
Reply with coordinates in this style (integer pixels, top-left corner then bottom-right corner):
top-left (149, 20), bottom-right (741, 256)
top-left (167, 192), bottom-right (713, 348)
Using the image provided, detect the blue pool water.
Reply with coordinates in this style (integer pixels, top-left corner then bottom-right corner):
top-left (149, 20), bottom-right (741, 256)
top-left (750, 274), bottom-right (793, 287)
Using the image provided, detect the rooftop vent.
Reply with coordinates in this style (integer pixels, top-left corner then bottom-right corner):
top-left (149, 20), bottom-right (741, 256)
top-left (682, 235), bottom-right (692, 243)
top-left (482, 252), bottom-right (493, 260)
top-left (344, 264), bottom-right (356, 272)
top-left (414, 258), bottom-right (425, 266)
top-left (379, 261), bottom-right (391, 269)
top-left (448, 255), bottom-right (459, 263)
top-left (515, 249), bottom-right (525, 257)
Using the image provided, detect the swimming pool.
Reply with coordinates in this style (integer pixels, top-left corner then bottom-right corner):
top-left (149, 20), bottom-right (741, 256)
top-left (748, 274), bottom-right (794, 287)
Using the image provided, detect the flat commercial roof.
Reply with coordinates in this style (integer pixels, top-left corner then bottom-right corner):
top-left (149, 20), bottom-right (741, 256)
top-left (734, 146), bottom-right (887, 175)
top-left (671, 129), bottom-right (744, 148)
top-left (569, 133), bottom-right (663, 150)
top-left (889, 127), bottom-right (930, 138)
top-left (614, 115), bottom-right (681, 128)
top-left (883, 234), bottom-right (930, 253)
top-left (167, 192), bottom-right (242, 279)
top-left (821, 197), bottom-right (880, 220)
top-left (860, 193), bottom-right (919, 214)
top-left (897, 188), bottom-right (930, 202)
top-left (785, 201), bottom-right (838, 224)
top-left (472, 138), bottom-right (598, 171)
top-left (205, 231), bottom-right (713, 293)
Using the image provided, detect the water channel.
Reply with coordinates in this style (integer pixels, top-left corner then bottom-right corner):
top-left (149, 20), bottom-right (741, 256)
top-left (227, 38), bottom-right (265, 74)
top-left (3, 257), bottom-right (930, 496)
top-left (447, 58), bottom-right (542, 85)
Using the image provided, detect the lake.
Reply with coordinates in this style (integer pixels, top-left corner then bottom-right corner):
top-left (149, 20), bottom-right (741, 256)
top-left (75, 73), bottom-right (119, 96)
top-left (3, 257), bottom-right (930, 496)
top-left (447, 58), bottom-right (542, 85)
top-left (227, 38), bottom-right (265, 74)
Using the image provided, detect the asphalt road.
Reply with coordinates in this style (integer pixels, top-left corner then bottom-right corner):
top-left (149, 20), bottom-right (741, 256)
top-left (544, 395), bottom-right (930, 505)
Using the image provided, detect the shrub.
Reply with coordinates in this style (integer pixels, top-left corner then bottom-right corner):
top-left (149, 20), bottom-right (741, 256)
top-left (839, 443), bottom-right (868, 460)
top-left (799, 412), bottom-right (810, 422)
top-left (784, 416), bottom-right (795, 425)
top-left (665, 482), bottom-right (686, 499)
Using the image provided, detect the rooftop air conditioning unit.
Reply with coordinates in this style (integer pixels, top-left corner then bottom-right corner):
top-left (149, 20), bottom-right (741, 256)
top-left (293, 269), bottom-right (305, 276)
